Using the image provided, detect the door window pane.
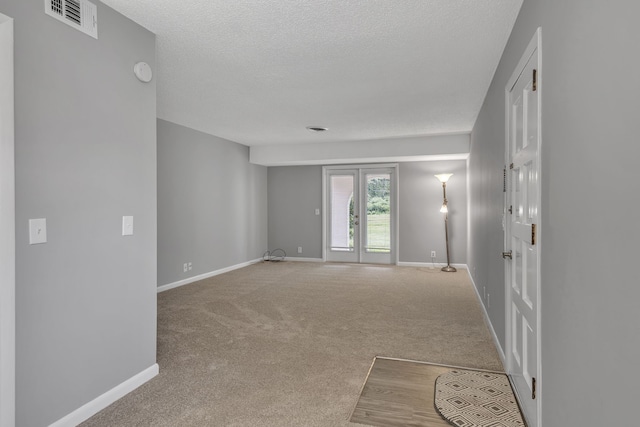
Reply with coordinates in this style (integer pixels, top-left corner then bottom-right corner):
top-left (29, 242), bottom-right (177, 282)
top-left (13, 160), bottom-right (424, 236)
top-left (330, 175), bottom-right (354, 251)
top-left (365, 174), bottom-right (390, 253)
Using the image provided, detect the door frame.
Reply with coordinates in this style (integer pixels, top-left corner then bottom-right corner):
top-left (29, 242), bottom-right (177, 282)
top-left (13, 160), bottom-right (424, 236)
top-left (504, 27), bottom-right (542, 427)
top-left (0, 12), bottom-right (15, 427)
top-left (322, 164), bottom-right (399, 264)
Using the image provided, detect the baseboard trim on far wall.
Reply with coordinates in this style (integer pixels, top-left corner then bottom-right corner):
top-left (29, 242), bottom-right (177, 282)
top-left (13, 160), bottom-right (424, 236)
top-left (49, 364), bottom-right (159, 427)
top-left (157, 258), bottom-right (263, 293)
top-left (283, 257), bottom-right (324, 262)
top-left (466, 270), bottom-right (507, 367)
top-left (396, 262), bottom-right (467, 269)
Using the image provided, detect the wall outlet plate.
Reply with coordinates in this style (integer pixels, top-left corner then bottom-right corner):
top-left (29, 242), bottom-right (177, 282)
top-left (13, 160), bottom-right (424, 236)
top-left (122, 216), bottom-right (134, 236)
top-left (29, 218), bottom-right (47, 244)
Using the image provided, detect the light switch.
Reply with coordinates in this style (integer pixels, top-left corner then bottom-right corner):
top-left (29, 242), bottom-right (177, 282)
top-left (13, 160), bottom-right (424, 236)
top-left (315, 208), bottom-right (320, 215)
top-left (29, 218), bottom-right (47, 245)
top-left (122, 216), bottom-right (134, 236)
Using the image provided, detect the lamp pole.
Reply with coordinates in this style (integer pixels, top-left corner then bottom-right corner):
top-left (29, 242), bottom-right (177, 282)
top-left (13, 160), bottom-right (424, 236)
top-left (435, 174), bottom-right (456, 272)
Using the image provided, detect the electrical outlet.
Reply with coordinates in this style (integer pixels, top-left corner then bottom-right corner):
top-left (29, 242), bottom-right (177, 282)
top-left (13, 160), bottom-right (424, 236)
top-left (183, 263), bottom-right (188, 273)
top-left (188, 262), bottom-right (192, 271)
top-left (431, 250), bottom-right (436, 258)
top-left (297, 246), bottom-right (303, 254)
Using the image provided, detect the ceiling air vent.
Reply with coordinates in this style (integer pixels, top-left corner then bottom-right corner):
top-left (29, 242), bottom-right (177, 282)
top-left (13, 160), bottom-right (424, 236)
top-left (45, 0), bottom-right (98, 39)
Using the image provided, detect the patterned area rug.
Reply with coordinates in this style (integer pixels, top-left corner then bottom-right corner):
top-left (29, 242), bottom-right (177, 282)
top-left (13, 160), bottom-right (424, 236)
top-left (434, 370), bottom-right (526, 427)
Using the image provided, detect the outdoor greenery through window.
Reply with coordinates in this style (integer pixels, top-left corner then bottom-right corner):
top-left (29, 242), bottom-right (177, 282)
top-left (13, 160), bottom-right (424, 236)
top-left (365, 174), bottom-right (391, 253)
top-left (330, 171), bottom-right (391, 254)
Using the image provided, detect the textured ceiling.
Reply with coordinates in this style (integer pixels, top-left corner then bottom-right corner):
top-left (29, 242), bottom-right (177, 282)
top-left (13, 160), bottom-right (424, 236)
top-left (102, 0), bottom-right (523, 146)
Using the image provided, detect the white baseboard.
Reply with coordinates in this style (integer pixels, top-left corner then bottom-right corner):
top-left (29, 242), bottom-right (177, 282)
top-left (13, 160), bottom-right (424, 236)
top-left (157, 258), bottom-right (262, 293)
top-left (466, 269), bottom-right (507, 367)
top-left (283, 257), bottom-right (324, 262)
top-left (397, 261), bottom-right (467, 269)
top-left (49, 364), bottom-right (159, 427)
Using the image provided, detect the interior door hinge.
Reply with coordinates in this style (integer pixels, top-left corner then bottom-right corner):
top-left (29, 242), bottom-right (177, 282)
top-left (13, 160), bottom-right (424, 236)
top-left (531, 223), bottom-right (537, 245)
top-left (510, 163), bottom-right (514, 170)
top-left (532, 377), bottom-right (537, 399)
top-left (532, 69), bottom-right (537, 91)
top-left (508, 205), bottom-right (513, 215)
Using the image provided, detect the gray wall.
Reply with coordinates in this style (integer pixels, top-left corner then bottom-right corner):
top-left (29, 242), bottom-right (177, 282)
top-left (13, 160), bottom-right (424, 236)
top-left (267, 166), bottom-right (323, 259)
top-left (157, 119), bottom-right (268, 286)
top-left (468, 1), bottom-right (640, 425)
top-left (1, 1), bottom-right (158, 426)
top-left (399, 161), bottom-right (466, 264)
top-left (267, 161), bottom-right (467, 264)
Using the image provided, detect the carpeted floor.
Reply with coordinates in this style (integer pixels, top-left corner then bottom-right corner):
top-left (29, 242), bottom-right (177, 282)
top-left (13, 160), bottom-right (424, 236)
top-left (81, 262), bottom-right (503, 426)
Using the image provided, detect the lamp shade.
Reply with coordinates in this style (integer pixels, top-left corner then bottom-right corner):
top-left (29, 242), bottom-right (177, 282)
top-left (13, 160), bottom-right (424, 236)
top-left (435, 173), bottom-right (453, 183)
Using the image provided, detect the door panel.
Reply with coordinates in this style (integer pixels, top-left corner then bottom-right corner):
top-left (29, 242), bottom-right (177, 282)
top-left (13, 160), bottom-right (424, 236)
top-left (506, 31), bottom-right (541, 427)
top-left (327, 171), bottom-right (358, 262)
top-left (361, 171), bottom-right (392, 264)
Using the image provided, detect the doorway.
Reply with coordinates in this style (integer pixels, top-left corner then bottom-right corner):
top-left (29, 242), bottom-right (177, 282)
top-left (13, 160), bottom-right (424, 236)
top-left (0, 12), bottom-right (15, 427)
top-left (323, 165), bottom-right (397, 264)
top-left (504, 28), bottom-right (542, 427)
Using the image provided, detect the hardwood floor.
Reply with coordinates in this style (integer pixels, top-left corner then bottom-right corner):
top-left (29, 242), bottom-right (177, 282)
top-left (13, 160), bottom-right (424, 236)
top-left (350, 357), bottom-right (503, 427)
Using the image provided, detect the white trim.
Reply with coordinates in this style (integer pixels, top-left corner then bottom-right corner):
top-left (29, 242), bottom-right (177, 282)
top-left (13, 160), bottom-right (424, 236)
top-left (504, 27), bottom-right (542, 427)
top-left (321, 167), bottom-right (327, 262)
top-left (157, 258), bottom-right (262, 293)
top-left (466, 268), bottom-right (507, 366)
top-left (283, 257), bottom-right (324, 262)
top-left (0, 14), bottom-right (15, 427)
top-left (393, 166), bottom-right (400, 265)
top-left (49, 364), bottom-right (159, 427)
top-left (396, 262), bottom-right (467, 269)
top-left (250, 134), bottom-right (470, 167)
top-left (466, 157), bottom-right (471, 274)
top-left (322, 163), bottom-right (400, 171)
top-left (506, 29), bottom-right (541, 92)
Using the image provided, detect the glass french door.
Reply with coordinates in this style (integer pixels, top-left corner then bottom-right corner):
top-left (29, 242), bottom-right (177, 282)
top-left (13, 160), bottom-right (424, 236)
top-left (325, 167), bottom-right (395, 264)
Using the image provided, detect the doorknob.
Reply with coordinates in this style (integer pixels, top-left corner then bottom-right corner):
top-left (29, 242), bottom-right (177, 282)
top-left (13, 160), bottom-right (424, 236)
top-left (502, 251), bottom-right (512, 260)
top-left (354, 221), bottom-right (359, 225)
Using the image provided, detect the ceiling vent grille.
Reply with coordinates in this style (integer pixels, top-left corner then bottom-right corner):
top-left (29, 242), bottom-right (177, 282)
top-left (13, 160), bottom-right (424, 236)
top-left (45, 0), bottom-right (98, 39)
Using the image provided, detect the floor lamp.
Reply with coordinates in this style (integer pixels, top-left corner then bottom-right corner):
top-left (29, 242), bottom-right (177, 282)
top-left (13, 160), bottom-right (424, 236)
top-left (435, 173), bottom-right (456, 272)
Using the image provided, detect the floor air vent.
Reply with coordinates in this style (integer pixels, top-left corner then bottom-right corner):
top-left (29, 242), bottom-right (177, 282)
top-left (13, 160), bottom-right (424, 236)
top-left (45, 0), bottom-right (98, 39)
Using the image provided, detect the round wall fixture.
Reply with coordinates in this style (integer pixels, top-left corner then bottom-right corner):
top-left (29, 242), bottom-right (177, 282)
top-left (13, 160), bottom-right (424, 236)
top-left (133, 62), bottom-right (153, 83)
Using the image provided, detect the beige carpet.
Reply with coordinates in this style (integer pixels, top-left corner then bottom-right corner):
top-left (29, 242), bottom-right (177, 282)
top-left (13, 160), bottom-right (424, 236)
top-left (81, 262), bottom-right (503, 426)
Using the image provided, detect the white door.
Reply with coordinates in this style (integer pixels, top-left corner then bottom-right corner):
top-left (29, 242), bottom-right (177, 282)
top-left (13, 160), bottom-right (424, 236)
top-left (325, 166), bottom-right (395, 264)
top-left (505, 29), bottom-right (541, 427)
top-left (326, 169), bottom-right (359, 262)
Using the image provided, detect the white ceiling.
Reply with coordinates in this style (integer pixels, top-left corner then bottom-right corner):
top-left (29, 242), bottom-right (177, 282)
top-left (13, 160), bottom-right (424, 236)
top-left (102, 0), bottom-right (523, 147)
